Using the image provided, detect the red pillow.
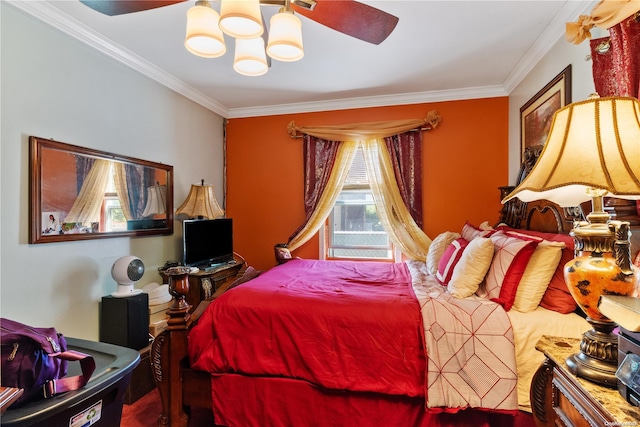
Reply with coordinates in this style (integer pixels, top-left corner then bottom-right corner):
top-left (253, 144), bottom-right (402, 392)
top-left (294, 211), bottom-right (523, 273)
top-left (496, 225), bottom-right (574, 250)
top-left (496, 225), bottom-right (577, 313)
top-left (478, 232), bottom-right (538, 311)
top-left (539, 247), bottom-right (578, 314)
top-left (436, 238), bottom-right (469, 285)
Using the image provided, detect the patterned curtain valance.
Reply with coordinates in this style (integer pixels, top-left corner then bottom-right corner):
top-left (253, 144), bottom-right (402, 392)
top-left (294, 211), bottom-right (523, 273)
top-left (287, 110), bottom-right (440, 141)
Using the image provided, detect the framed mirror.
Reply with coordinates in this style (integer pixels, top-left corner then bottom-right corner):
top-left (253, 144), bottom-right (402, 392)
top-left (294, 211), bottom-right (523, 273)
top-left (29, 136), bottom-right (174, 244)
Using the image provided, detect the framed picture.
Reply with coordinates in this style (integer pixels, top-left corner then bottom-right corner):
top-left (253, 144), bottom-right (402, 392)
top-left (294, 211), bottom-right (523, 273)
top-left (42, 211), bottom-right (63, 235)
top-left (520, 65), bottom-right (571, 159)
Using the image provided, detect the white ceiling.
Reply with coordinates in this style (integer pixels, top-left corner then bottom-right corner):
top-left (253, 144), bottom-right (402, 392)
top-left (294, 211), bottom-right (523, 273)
top-left (10, 1), bottom-right (595, 118)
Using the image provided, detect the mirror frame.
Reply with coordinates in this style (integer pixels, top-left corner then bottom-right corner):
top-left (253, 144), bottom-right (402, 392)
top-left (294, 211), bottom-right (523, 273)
top-left (29, 136), bottom-right (174, 244)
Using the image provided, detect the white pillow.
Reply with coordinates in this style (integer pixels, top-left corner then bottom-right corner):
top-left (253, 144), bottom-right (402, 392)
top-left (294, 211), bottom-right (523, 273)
top-left (511, 240), bottom-right (565, 312)
top-left (426, 231), bottom-right (461, 275)
top-left (447, 237), bottom-right (495, 299)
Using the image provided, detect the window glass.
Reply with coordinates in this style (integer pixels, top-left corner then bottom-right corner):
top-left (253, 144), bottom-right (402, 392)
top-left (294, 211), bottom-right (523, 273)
top-left (326, 147), bottom-right (393, 260)
top-left (102, 164), bottom-right (125, 231)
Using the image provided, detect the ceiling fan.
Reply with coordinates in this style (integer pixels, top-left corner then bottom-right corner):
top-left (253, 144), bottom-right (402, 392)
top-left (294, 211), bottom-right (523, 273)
top-left (79, 0), bottom-right (399, 45)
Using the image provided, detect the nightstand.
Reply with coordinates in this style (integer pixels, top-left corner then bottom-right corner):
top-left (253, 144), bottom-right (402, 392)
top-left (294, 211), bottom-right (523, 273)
top-left (530, 335), bottom-right (640, 427)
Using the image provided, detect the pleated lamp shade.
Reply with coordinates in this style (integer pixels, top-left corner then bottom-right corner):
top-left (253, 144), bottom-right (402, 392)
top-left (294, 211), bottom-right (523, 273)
top-left (142, 183), bottom-right (167, 217)
top-left (176, 180), bottom-right (224, 219)
top-left (503, 96), bottom-right (640, 207)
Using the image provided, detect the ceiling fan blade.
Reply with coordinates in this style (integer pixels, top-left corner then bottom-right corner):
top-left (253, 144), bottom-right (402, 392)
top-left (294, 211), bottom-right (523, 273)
top-left (292, 0), bottom-right (398, 45)
top-left (80, 1), bottom-right (186, 16)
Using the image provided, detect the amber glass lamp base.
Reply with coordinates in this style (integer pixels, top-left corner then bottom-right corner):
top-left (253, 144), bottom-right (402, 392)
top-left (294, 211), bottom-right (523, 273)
top-left (563, 197), bottom-right (637, 388)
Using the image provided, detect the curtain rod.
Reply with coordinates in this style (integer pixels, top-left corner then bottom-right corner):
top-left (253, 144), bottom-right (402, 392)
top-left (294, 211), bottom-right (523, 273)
top-left (289, 127), bottom-right (434, 139)
top-left (287, 112), bottom-right (441, 139)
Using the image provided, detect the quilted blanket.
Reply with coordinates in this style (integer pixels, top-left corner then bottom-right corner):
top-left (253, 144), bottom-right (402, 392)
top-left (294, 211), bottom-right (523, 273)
top-left (406, 260), bottom-right (518, 410)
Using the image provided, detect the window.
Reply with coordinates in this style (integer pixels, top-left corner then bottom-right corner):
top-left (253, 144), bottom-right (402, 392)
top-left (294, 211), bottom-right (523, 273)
top-left (325, 147), bottom-right (393, 260)
top-left (101, 163), bottom-right (126, 232)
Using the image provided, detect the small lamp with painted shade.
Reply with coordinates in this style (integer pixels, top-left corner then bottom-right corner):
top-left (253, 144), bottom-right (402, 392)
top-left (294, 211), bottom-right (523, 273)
top-left (175, 179), bottom-right (224, 220)
top-left (503, 95), bottom-right (640, 387)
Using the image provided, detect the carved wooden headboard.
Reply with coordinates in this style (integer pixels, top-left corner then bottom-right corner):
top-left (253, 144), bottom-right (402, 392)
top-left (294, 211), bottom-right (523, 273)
top-left (498, 145), bottom-right (585, 235)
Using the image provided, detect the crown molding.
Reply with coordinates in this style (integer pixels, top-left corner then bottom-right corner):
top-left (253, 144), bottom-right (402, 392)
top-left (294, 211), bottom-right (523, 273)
top-left (7, 0), bottom-right (230, 117)
top-left (502, 0), bottom-right (597, 93)
top-left (8, 0), bottom-right (594, 119)
top-left (226, 85), bottom-right (508, 118)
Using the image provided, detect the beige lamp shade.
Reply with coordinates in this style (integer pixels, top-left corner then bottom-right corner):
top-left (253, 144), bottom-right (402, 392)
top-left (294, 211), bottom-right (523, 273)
top-left (267, 9), bottom-right (304, 62)
top-left (504, 96), bottom-right (640, 207)
top-left (219, 0), bottom-right (263, 39)
top-left (185, 1), bottom-right (226, 58)
top-left (233, 37), bottom-right (268, 76)
top-left (176, 181), bottom-right (224, 219)
top-left (142, 184), bottom-right (167, 217)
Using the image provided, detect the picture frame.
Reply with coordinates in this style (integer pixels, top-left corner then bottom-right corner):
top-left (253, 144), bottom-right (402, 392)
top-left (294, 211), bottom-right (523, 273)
top-left (520, 65), bottom-right (571, 159)
top-left (42, 211), bottom-right (63, 235)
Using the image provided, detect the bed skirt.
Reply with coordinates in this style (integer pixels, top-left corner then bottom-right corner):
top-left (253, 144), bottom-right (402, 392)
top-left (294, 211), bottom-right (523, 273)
top-left (209, 373), bottom-right (535, 427)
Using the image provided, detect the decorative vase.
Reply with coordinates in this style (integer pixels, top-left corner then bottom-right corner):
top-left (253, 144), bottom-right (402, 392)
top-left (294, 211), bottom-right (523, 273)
top-left (564, 252), bottom-right (636, 321)
top-left (165, 266), bottom-right (197, 311)
top-left (563, 218), bottom-right (638, 387)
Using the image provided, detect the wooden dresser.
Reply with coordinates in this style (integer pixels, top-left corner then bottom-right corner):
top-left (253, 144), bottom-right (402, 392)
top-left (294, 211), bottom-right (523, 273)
top-left (530, 335), bottom-right (640, 427)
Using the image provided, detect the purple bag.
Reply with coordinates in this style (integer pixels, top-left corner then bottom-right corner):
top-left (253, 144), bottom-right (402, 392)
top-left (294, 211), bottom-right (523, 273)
top-left (0, 318), bottom-right (95, 407)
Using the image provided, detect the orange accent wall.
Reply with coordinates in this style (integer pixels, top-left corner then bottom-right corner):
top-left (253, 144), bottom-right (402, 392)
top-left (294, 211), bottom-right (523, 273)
top-left (226, 98), bottom-right (509, 270)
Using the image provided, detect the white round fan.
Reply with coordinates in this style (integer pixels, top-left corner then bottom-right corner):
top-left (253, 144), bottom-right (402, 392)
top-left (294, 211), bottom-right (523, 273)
top-left (111, 255), bottom-right (145, 298)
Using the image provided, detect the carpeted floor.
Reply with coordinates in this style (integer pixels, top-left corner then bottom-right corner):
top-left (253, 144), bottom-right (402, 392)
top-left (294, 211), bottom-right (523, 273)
top-left (120, 388), bottom-right (214, 427)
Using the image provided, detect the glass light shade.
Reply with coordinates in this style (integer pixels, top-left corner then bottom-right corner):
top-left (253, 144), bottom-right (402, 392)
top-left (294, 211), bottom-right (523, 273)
top-left (185, 3), bottom-right (226, 58)
top-left (267, 10), bottom-right (304, 62)
top-left (175, 182), bottom-right (224, 219)
top-left (219, 0), bottom-right (263, 39)
top-left (233, 37), bottom-right (268, 76)
top-left (503, 96), bottom-right (640, 207)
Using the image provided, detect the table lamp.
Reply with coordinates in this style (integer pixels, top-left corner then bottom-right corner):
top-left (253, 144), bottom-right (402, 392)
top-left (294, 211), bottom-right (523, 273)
top-left (503, 95), bottom-right (640, 387)
top-left (175, 179), bottom-right (224, 219)
top-left (141, 182), bottom-right (167, 218)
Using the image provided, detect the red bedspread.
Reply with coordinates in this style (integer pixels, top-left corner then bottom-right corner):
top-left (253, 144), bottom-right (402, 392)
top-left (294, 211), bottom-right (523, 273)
top-left (189, 259), bottom-right (426, 397)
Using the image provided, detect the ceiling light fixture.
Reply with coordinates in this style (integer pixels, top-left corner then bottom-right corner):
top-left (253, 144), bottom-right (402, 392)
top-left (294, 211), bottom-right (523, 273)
top-left (234, 37), bottom-right (269, 76)
top-left (219, 0), bottom-right (264, 39)
top-left (185, 1), bottom-right (226, 58)
top-left (267, 7), bottom-right (304, 62)
top-left (184, 0), bottom-right (305, 76)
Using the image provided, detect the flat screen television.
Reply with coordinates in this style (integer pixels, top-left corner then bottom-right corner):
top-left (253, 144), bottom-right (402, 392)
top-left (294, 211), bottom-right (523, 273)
top-left (182, 218), bottom-right (233, 268)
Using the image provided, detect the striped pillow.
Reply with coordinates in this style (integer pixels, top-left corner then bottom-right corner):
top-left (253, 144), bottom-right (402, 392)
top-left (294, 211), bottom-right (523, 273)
top-left (426, 231), bottom-right (461, 275)
top-left (476, 232), bottom-right (538, 311)
top-left (436, 238), bottom-right (469, 285)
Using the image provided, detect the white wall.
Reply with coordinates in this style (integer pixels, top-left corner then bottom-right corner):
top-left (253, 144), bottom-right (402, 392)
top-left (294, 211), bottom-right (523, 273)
top-left (508, 33), bottom-right (597, 182)
top-left (0, 3), bottom-right (225, 340)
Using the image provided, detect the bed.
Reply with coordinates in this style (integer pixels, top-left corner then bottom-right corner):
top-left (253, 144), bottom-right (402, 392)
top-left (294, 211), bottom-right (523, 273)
top-left (150, 148), bottom-right (593, 427)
